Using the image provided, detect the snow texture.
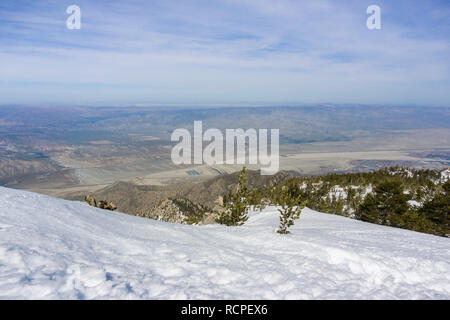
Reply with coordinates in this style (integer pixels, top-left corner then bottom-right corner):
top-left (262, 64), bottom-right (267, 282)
top-left (0, 187), bottom-right (449, 299)
top-left (407, 200), bottom-right (422, 208)
top-left (441, 169), bottom-right (450, 183)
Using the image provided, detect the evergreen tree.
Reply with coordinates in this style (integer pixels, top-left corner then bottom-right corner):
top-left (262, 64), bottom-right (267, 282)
top-left (419, 180), bottom-right (450, 236)
top-left (400, 210), bottom-right (434, 234)
top-left (277, 186), bottom-right (307, 234)
top-left (356, 181), bottom-right (410, 227)
top-left (248, 167), bottom-right (449, 237)
top-left (216, 167), bottom-right (250, 226)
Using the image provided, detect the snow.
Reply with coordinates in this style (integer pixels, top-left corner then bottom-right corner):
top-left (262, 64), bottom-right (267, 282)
top-left (441, 169), bottom-right (450, 183)
top-left (407, 200), bottom-right (422, 208)
top-left (432, 168), bottom-right (450, 185)
top-left (0, 187), bottom-right (449, 300)
top-left (327, 186), bottom-right (347, 200)
top-left (360, 184), bottom-right (373, 198)
top-left (388, 168), bottom-right (414, 178)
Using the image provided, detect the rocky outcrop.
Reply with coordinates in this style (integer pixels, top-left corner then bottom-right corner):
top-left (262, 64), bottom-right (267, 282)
top-left (80, 170), bottom-right (297, 224)
top-left (136, 198), bottom-right (210, 224)
top-left (98, 200), bottom-right (117, 211)
top-left (136, 199), bottom-right (185, 223)
top-left (84, 195), bottom-right (117, 211)
top-left (84, 195), bottom-right (97, 207)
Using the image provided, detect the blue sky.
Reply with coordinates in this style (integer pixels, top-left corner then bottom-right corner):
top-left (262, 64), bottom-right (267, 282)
top-left (0, 0), bottom-right (449, 106)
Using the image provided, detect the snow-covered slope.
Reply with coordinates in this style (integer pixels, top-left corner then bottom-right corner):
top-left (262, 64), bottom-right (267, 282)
top-left (0, 187), bottom-right (449, 299)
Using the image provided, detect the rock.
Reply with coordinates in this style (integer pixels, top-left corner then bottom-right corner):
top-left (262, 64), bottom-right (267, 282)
top-left (84, 195), bottom-right (116, 211)
top-left (201, 213), bottom-right (218, 225)
top-left (84, 195), bottom-right (97, 207)
top-left (215, 196), bottom-right (224, 207)
top-left (138, 199), bottom-right (185, 223)
top-left (98, 200), bottom-right (117, 211)
top-left (137, 198), bottom-right (207, 224)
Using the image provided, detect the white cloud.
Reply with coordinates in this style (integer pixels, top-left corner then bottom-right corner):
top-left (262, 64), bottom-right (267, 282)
top-left (0, 0), bottom-right (449, 105)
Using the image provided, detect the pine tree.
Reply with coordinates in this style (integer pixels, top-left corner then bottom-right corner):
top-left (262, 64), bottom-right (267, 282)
top-left (356, 181), bottom-right (410, 227)
top-left (216, 167), bottom-right (250, 226)
top-left (277, 186), bottom-right (307, 234)
top-left (419, 180), bottom-right (449, 236)
top-left (247, 167), bottom-right (449, 236)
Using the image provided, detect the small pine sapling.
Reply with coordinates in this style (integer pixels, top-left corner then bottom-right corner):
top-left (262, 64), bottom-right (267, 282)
top-left (277, 186), bottom-right (307, 234)
top-left (216, 167), bottom-right (250, 226)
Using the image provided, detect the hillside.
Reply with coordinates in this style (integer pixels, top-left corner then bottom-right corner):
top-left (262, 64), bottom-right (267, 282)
top-left (64, 170), bottom-right (297, 221)
top-left (0, 187), bottom-right (449, 299)
top-left (64, 167), bottom-right (450, 237)
top-left (251, 167), bottom-right (450, 237)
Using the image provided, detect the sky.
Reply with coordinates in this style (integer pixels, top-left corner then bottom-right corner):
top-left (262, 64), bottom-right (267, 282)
top-left (0, 0), bottom-right (449, 106)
